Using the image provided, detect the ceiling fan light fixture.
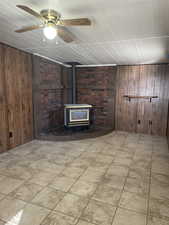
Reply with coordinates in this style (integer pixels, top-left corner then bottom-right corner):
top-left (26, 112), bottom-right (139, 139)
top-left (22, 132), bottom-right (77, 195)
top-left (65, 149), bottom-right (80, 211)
top-left (43, 25), bottom-right (57, 40)
top-left (15, 5), bottom-right (91, 43)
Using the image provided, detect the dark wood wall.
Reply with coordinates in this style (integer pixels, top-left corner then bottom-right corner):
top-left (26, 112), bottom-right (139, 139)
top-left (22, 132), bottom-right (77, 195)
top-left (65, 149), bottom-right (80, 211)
top-left (167, 111), bottom-right (169, 145)
top-left (76, 66), bottom-right (117, 129)
top-left (116, 64), bottom-right (169, 136)
top-left (0, 44), bottom-right (8, 152)
top-left (0, 43), bottom-right (33, 153)
top-left (32, 55), bottom-right (71, 138)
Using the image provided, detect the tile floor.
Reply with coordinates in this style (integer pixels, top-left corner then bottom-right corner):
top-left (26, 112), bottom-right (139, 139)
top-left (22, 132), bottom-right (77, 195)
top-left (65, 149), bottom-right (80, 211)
top-left (0, 131), bottom-right (168, 225)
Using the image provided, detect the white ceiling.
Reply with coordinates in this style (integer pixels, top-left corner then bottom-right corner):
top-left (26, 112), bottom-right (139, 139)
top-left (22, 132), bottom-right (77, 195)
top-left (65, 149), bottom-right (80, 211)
top-left (1, 0), bottom-right (169, 65)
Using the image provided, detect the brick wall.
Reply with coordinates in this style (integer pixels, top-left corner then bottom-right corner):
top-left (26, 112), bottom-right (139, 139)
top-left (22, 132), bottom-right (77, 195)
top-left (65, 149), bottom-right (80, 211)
top-left (33, 58), bottom-right (117, 135)
top-left (76, 66), bottom-right (117, 129)
top-left (33, 56), bottom-right (71, 136)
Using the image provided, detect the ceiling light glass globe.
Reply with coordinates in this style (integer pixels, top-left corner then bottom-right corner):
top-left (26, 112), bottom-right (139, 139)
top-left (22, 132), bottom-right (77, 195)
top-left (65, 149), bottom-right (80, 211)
top-left (43, 26), bottom-right (57, 40)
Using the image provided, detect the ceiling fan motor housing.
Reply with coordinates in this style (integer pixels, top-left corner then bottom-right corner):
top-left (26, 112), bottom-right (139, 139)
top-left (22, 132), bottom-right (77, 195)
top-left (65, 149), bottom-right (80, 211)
top-left (40, 9), bottom-right (61, 24)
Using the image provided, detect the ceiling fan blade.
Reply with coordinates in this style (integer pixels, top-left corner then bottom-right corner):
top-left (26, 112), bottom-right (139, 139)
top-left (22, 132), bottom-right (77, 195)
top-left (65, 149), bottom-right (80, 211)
top-left (16, 5), bottom-right (45, 20)
top-left (59, 18), bottom-right (91, 26)
top-left (57, 27), bottom-right (74, 43)
top-left (15, 24), bottom-right (44, 33)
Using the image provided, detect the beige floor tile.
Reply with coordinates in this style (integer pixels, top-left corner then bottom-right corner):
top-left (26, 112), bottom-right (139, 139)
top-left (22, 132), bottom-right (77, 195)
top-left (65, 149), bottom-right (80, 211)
top-left (119, 191), bottom-right (148, 214)
top-left (131, 159), bottom-right (151, 170)
top-left (100, 146), bottom-right (117, 156)
top-left (80, 168), bottom-right (104, 183)
top-left (151, 173), bottom-right (169, 185)
top-left (95, 155), bottom-right (114, 164)
top-left (55, 193), bottom-right (88, 218)
top-left (149, 197), bottom-right (169, 220)
top-left (124, 177), bottom-right (149, 195)
top-left (115, 150), bottom-right (133, 158)
top-left (77, 220), bottom-right (95, 225)
top-left (14, 203), bottom-right (50, 225)
top-left (106, 164), bottom-right (129, 177)
top-left (114, 157), bottom-right (132, 166)
top-left (0, 176), bottom-right (24, 194)
top-left (147, 216), bottom-right (169, 225)
top-left (70, 180), bottom-right (98, 197)
top-left (81, 199), bottom-right (116, 225)
top-left (41, 211), bottom-right (77, 225)
top-left (150, 173), bottom-right (169, 201)
top-left (0, 196), bottom-right (26, 222)
top-left (90, 161), bottom-right (109, 171)
top-left (69, 159), bottom-right (90, 169)
top-left (9, 182), bottom-right (43, 202)
top-left (128, 167), bottom-right (150, 179)
top-left (112, 208), bottom-right (146, 225)
top-left (61, 166), bottom-right (85, 179)
top-left (0, 194), bottom-right (5, 201)
top-left (152, 161), bottom-right (169, 175)
top-left (50, 175), bottom-right (76, 192)
top-left (92, 184), bottom-right (121, 206)
top-left (0, 176), bottom-right (5, 182)
top-left (30, 159), bottom-right (65, 174)
top-left (80, 153), bottom-right (98, 162)
top-left (29, 171), bottom-right (56, 186)
top-left (124, 143), bottom-right (138, 149)
top-left (32, 187), bottom-right (65, 209)
top-left (0, 165), bottom-right (39, 180)
top-left (103, 175), bottom-right (126, 190)
top-left (150, 182), bottom-right (169, 201)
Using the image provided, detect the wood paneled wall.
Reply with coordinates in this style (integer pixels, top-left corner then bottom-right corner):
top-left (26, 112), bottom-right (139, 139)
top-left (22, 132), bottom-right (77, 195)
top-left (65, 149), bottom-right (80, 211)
top-left (116, 64), bottom-right (169, 136)
top-left (0, 43), bottom-right (33, 152)
top-left (167, 111), bottom-right (169, 145)
top-left (0, 45), bottom-right (8, 152)
top-left (115, 65), bottom-right (139, 132)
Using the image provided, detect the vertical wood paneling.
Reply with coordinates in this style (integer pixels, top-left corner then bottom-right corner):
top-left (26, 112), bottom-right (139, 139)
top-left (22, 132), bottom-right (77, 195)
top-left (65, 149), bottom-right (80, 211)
top-left (137, 65), bottom-right (155, 134)
top-left (116, 64), bottom-right (169, 136)
top-left (0, 44), bottom-right (8, 152)
top-left (32, 56), bottom-right (41, 137)
top-left (165, 65), bottom-right (169, 145)
top-left (116, 65), bottom-right (139, 132)
top-left (5, 47), bottom-right (21, 148)
top-left (152, 65), bottom-right (168, 136)
top-left (126, 66), bottom-right (140, 132)
top-left (4, 45), bottom-right (33, 149)
top-left (20, 51), bottom-right (33, 143)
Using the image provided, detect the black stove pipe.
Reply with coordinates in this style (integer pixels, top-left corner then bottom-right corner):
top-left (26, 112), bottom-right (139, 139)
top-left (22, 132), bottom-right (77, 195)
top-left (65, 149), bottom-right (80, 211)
top-left (72, 64), bottom-right (76, 104)
top-left (67, 62), bottom-right (80, 104)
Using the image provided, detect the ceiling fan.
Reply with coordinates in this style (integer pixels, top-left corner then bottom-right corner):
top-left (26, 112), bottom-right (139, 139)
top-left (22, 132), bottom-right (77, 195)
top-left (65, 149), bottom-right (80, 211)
top-left (15, 5), bottom-right (91, 42)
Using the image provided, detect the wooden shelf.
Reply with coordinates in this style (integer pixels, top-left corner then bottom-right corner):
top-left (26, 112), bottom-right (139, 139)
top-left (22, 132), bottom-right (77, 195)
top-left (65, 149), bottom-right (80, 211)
top-left (123, 95), bottom-right (158, 102)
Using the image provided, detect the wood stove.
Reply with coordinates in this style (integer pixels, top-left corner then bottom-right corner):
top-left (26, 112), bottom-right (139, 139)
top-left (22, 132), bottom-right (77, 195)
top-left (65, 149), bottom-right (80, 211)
top-left (64, 104), bottom-right (92, 127)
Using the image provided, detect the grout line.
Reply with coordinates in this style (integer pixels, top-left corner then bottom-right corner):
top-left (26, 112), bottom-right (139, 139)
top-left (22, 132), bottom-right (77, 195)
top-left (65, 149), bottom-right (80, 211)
top-left (146, 139), bottom-right (153, 225)
top-left (110, 133), bottom-right (130, 225)
top-left (117, 206), bottom-right (147, 216)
